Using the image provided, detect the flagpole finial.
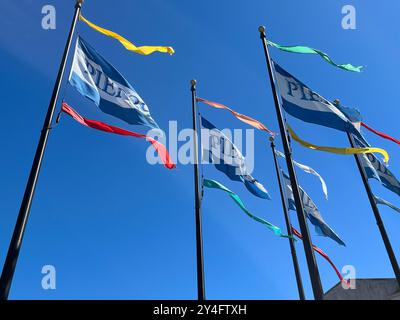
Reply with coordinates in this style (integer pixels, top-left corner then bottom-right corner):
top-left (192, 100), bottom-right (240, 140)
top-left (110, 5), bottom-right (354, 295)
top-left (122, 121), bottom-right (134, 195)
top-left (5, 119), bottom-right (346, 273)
top-left (269, 136), bottom-right (274, 142)
top-left (258, 26), bottom-right (266, 34)
top-left (191, 79), bottom-right (197, 88)
top-left (76, 0), bottom-right (84, 7)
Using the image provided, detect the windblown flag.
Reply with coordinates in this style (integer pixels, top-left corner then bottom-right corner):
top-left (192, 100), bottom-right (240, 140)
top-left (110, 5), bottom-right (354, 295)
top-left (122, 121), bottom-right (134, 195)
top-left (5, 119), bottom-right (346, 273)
top-left (69, 36), bottom-right (159, 129)
top-left (287, 125), bottom-right (389, 164)
top-left (332, 101), bottom-right (363, 131)
top-left (268, 40), bottom-right (363, 72)
top-left (282, 171), bottom-right (345, 246)
top-left (374, 196), bottom-right (400, 214)
top-left (196, 97), bottom-right (276, 136)
top-left (79, 15), bottom-right (174, 56)
top-left (353, 137), bottom-right (400, 197)
top-left (275, 149), bottom-right (328, 200)
top-left (273, 61), bottom-right (364, 141)
top-left (203, 179), bottom-right (291, 238)
top-left (61, 102), bottom-right (175, 169)
top-left (333, 101), bottom-right (400, 146)
top-left (201, 117), bottom-right (271, 199)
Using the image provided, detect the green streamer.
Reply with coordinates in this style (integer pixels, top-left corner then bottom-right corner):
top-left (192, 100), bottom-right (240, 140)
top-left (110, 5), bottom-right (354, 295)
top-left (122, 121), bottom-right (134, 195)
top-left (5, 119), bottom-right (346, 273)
top-left (268, 40), bottom-right (363, 73)
top-left (203, 178), bottom-right (293, 239)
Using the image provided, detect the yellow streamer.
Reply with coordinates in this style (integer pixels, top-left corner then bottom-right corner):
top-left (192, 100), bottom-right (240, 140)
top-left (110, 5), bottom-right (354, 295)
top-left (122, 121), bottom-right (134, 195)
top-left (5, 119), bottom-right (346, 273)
top-left (79, 15), bottom-right (175, 56)
top-left (287, 125), bottom-right (389, 163)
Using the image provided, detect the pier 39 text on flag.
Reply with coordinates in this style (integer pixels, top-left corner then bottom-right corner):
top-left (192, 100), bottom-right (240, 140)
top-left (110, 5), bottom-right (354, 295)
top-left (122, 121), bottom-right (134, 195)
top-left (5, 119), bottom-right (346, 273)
top-left (69, 36), bottom-right (159, 129)
top-left (354, 137), bottom-right (400, 197)
top-left (272, 61), bottom-right (363, 140)
top-left (200, 116), bottom-right (271, 200)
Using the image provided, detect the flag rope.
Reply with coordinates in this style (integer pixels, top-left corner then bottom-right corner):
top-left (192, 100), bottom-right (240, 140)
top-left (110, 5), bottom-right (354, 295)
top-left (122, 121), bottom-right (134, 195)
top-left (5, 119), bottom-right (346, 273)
top-left (287, 125), bottom-right (389, 163)
top-left (61, 102), bottom-right (176, 169)
top-left (203, 178), bottom-right (293, 239)
top-left (79, 15), bottom-right (174, 56)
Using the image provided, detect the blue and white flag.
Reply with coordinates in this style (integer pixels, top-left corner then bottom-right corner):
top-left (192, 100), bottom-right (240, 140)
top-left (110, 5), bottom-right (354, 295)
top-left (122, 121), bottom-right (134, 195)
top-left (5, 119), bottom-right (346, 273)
top-left (375, 196), bottom-right (400, 214)
top-left (201, 117), bottom-right (271, 199)
top-left (282, 171), bottom-right (345, 246)
top-left (275, 149), bottom-right (328, 200)
top-left (353, 137), bottom-right (400, 197)
top-left (273, 61), bottom-right (363, 140)
top-left (333, 101), bottom-right (362, 130)
top-left (69, 36), bottom-right (159, 129)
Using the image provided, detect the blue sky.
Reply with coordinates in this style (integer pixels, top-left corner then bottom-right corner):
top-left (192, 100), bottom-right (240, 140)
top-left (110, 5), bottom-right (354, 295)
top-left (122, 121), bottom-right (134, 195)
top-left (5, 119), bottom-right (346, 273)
top-left (0, 0), bottom-right (399, 300)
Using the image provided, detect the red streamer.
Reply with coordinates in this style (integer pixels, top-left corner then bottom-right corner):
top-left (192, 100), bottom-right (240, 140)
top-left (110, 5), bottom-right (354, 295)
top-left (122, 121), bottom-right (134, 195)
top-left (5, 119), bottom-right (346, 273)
top-left (61, 102), bottom-right (176, 169)
top-left (291, 226), bottom-right (349, 285)
top-left (361, 122), bottom-right (400, 146)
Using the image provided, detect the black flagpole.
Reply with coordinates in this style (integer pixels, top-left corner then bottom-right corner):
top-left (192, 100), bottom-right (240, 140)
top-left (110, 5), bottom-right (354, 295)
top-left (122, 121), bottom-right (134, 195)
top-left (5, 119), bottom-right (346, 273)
top-left (258, 26), bottom-right (324, 300)
top-left (190, 79), bottom-right (206, 300)
top-left (348, 132), bottom-right (400, 287)
top-left (334, 102), bottom-right (400, 287)
top-left (270, 137), bottom-right (305, 300)
top-left (0, 0), bottom-right (83, 300)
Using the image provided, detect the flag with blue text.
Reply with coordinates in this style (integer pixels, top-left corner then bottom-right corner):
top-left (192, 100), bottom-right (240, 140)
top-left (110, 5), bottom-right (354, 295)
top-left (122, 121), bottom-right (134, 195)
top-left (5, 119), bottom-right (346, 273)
top-left (354, 137), bottom-right (400, 197)
top-left (272, 61), bottom-right (364, 141)
top-left (69, 36), bottom-right (159, 129)
top-left (201, 116), bottom-right (271, 199)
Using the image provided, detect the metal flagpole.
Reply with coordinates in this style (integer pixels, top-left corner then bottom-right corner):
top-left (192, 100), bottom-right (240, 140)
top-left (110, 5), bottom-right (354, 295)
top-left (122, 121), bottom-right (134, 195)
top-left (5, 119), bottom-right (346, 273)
top-left (190, 79), bottom-right (206, 300)
top-left (335, 104), bottom-right (400, 288)
top-left (0, 0), bottom-right (84, 300)
top-left (347, 132), bottom-right (400, 287)
top-left (258, 26), bottom-right (324, 300)
top-left (270, 137), bottom-right (305, 300)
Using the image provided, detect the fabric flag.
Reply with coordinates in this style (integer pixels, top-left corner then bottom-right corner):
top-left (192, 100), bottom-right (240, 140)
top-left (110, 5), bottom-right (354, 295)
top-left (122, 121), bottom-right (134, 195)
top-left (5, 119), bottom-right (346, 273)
top-left (333, 101), bottom-right (400, 146)
top-left (268, 40), bottom-right (363, 72)
top-left (360, 153), bottom-right (381, 182)
top-left (332, 101), bottom-right (363, 131)
top-left (374, 196), bottom-right (400, 214)
top-left (69, 36), bottom-right (159, 129)
top-left (61, 102), bottom-right (176, 169)
top-left (275, 149), bottom-right (328, 200)
top-left (353, 137), bottom-right (400, 197)
top-left (79, 15), bottom-right (174, 56)
top-left (196, 97), bottom-right (276, 136)
top-left (287, 125), bottom-right (389, 164)
top-left (334, 100), bottom-right (400, 145)
top-left (203, 179), bottom-right (291, 238)
top-left (291, 227), bottom-right (345, 283)
top-left (201, 116), bottom-right (271, 199)
top-left (282, 171), bottom-right (345, 246)
top-left (273, 61), bottom-right (365, 141)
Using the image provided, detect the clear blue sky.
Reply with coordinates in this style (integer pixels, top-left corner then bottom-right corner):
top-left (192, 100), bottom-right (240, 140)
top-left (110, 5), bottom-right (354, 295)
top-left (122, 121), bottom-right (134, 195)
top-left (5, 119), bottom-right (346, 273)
top-left (0, 0), bottom-right (399, 300)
